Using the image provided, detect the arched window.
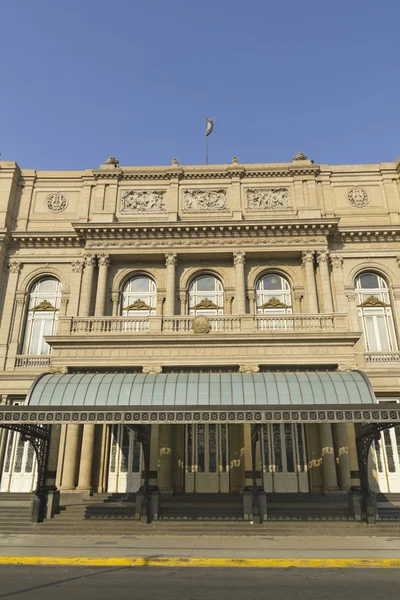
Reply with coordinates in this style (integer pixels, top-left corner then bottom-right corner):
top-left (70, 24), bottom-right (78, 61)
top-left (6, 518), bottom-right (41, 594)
top-left (22, 277), bottom-right (62, 356)
top-left (255, 274), bottom-right (292, 314)
top-left (188, 275), bottom-right (224, 315)
top-left (355, 272), bottom-right (398, 352)
top-left (121, 276), bottom-right (156, 316)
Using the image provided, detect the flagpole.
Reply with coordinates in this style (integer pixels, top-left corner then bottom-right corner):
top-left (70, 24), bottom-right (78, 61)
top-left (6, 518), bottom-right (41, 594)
top-left (206, 136), bottom-right (209, 165)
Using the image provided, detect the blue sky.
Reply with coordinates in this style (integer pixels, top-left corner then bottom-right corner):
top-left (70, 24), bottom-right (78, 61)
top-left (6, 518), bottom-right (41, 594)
top-left (1, 0), bottom-right (399, 169)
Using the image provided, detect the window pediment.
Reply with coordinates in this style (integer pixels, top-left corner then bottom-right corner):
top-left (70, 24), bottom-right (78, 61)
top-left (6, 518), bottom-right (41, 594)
top-left (259, 297), bottom-right (289, 309)
top-left (192, 298), bottom-right (221, 311)
top-left (359, 295), bottom-right (389, 308)
top-left (30, 300), bottom-right (57, 312)
top-left (124, 299), bottom-right (152, 311)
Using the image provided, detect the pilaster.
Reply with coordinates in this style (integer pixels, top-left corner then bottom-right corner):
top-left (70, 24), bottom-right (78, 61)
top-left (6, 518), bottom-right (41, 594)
top-left (316, 250), bottom-right (334, 313)
top-left (233, 251), bottom-right (246, 314)
top-left (301, 250), bottom-right (318, 313)
top-left (164, 253), bottom-right (177, 316)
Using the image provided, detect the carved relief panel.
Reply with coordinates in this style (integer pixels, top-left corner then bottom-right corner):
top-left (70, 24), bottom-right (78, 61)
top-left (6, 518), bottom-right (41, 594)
top-left (183, 189), bottom-right (227, 211)
top-left (121, 190), bottom-right (166, 212)
top-left (246, 188), bottom-right (291, 210)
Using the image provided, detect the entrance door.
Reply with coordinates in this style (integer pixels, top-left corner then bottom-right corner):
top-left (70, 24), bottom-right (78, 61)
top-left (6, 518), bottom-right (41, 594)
top-left (185, 424), bottom-right (229, 493)
top-left (370, 427), bottom-right (400, 493)
top-left (107, 425), bottom-right (142, 494)
top-left (0, 430), bottom-right (37, 493)
top-left (262, 424), bottom-right (308, 493)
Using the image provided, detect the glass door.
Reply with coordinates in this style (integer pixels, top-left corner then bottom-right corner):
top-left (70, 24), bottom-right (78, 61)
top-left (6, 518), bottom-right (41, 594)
top-left (185, 424), bottom-right (229, 493)
top-left (107, 425), bottom-right (142, 494)
top-left (262, 424), bottom-right (308, 493)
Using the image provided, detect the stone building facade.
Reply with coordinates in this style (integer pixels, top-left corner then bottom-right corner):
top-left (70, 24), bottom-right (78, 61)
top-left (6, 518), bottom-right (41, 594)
top-left (1, 153), bottom-right (400, 512)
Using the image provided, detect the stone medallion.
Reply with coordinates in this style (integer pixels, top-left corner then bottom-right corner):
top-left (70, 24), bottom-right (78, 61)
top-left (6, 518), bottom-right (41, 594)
top-left (192, 315), bottom-right (211, 334)
top-left (46, 191), bottom-right (68, 213)
top-left (347, 187), bottom-right (369, 208)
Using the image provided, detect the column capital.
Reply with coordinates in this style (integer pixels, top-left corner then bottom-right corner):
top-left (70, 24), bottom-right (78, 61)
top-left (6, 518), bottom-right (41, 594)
top-left (165, 253), bottom-right (177, 267)
top-left (71, 259), bottom-right (85, 273)
top-left (233, 251), bottom-right (246, 265)
top-left (85, 254), bottom-right (97, 268)
top-left (7, 261), bottom-right (22, 274)
top-left (301, 250), bottom-right (315, 265)
top-left (98, 254), bottom-right (111, 268)
top-left (316, 249), bottom-right (330, 264)
top-left (396, 256), bottom-right (400, 268)
top-left (330, 255), bottom-right (344, 269)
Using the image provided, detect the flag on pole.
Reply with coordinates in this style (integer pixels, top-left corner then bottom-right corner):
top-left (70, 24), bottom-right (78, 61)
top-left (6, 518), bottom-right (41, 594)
top-left (205, 117), bottom-right (216, 137)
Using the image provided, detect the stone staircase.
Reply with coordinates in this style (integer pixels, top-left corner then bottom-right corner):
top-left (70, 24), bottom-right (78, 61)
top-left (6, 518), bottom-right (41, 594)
top-left (0, 493), bottom-right (34, 534)
top-left (2, 492), bottom-right (400, 536)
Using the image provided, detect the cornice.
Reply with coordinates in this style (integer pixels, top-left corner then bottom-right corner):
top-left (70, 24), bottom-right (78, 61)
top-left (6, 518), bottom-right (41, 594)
top-left (74, 218), bottom-right (338, 245)
top-left (336, 226), bottom-right (400, 244)
top-left (11, 232), bottom-right (83, 249)
top-left (92, 162), bottom-right (321, 182)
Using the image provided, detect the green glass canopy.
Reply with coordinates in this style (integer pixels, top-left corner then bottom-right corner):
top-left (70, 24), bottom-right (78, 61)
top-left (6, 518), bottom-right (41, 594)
top-left (28, 371), bottom-right (376, 408)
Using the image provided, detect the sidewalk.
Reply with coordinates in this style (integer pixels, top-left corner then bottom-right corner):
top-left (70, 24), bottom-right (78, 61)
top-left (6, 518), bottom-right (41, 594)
top-left (1, 533), bottom-right (400, 561)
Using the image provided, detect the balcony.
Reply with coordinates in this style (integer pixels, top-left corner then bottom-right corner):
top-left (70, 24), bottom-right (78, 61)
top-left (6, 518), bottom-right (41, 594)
top-left (364, 352), bottom-right (400, 364)
top-left (57, 313), bottom-right (347, 336)
top-left (15, 355), bottom-right (51, 369)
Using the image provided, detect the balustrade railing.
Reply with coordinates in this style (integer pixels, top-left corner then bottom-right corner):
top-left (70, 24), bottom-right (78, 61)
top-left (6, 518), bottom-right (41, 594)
top-left (364, 352), bottom-right (400, 364)
top-left (71, 317), bottom-right (150, 334)
top-left (55, 313), bottom-right (343, 337)
top-left (15, 355), bottom-right (51, 368)
top-left (162, 316), bottom-right (242, 333)
top-left (255, 314), bottom-right (334, 331)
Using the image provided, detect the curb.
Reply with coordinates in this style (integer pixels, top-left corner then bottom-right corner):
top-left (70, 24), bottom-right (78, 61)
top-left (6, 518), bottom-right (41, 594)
top-left (1, 557), bottom-right (400, 568)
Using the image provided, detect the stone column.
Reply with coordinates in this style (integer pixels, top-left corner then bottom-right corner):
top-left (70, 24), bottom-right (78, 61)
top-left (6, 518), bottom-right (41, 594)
top-left (79, 255), bottom-right (97, 317)
top-left (179, 292), bottom-right (187, 316)
top-left (164, 253), bottom-right (177, 316)
top-left (77, 424), bottom-right (96, 493)
top-left (316, 250), bottom-right (334, 313)
top-left (319, 423), bottom-right (339, 492)
top-left (60, 424), bottom-right (81, 491)
top-left (330, 256), bottom-right (346, 313)
top-left (334, 424), bottom-right (351, 490)
top-left (233, 251), bottom-right (246, 314)
top-left (94, 255), bottom-right (110, 316)
top-left (301, 250), bottom-right (318, 313)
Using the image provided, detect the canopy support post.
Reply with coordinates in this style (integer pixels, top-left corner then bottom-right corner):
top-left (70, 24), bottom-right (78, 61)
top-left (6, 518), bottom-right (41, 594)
top-left (354, 422), bottom-right (397, 524)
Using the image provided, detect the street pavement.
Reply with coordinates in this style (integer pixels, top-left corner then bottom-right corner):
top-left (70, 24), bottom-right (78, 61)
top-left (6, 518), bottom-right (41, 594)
top-left (1, 566), bottom-right (400, 599)
top-left (1, 533), bottom-right (400, 559)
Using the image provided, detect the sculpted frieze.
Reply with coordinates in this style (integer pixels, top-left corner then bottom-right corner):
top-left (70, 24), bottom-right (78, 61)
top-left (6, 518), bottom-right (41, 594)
top-left (183, 189), bottom-right (226, 211)
top-left (246, 188), bottom-right (291, 210)
top-left (86, 236), bottom-right (326, 249)
top-left (121, 189), bottom-right (166, 212)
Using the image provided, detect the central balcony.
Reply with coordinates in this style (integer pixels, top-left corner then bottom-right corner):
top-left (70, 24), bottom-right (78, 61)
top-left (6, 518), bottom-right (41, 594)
top-left (59, 313), bottom-right (347, 336)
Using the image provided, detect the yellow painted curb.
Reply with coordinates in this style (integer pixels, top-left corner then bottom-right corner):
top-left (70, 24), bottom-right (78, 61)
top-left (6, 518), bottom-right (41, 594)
top-left (0, 556), bottom-right (400, 568)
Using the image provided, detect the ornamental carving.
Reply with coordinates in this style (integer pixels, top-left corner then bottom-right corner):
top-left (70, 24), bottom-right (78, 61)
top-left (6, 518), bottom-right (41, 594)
top-left (293, 152), bottom-right (308, 161)
top-left (246, 188), bottom-right (290, 210)
top-left (46, 191), bottom-right (68, 213)
top-left (192, 298), bottom-right (221, 311)
top-left (30, 300), bottom-right (57, 312)
top-left (125, 299), bottom-right (152, 311)
top-left (121, 190), bottom-right (166, 212)
top-left (259, 297), bottom-right (288, 309)
top-left (98, 254), bottom-right (111, 268)
top-left (142, 365), bottom-right (163, 375)
top-left (347, 187), bottom-right (369, 208)
top-left (233, 251), bottom-right (246, 266)
top-left (71, 259), bottom-right (85, 273)
top-left (104, 156), bottom-right (119, 167)
top-left (239, 364), bottom-right (260, 373)
top-left (359, 295), bottom-right (388, 308)
top-left (7, 261), bottom-right (21, 274)
top-left (183, 189), bottom-right (226, 211)
top-left (85, 255), bottom-right (97, 268)
top-left (301, 250), bottom-right (315, 265)
top-left (330, 256), bottom-right (344, 269)
top-left (192, 315), bottom-right (211, 334)
top-left (165, 253), bottom-right (177, 267)
top-left (316, 250), bottom-right (329, 264)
